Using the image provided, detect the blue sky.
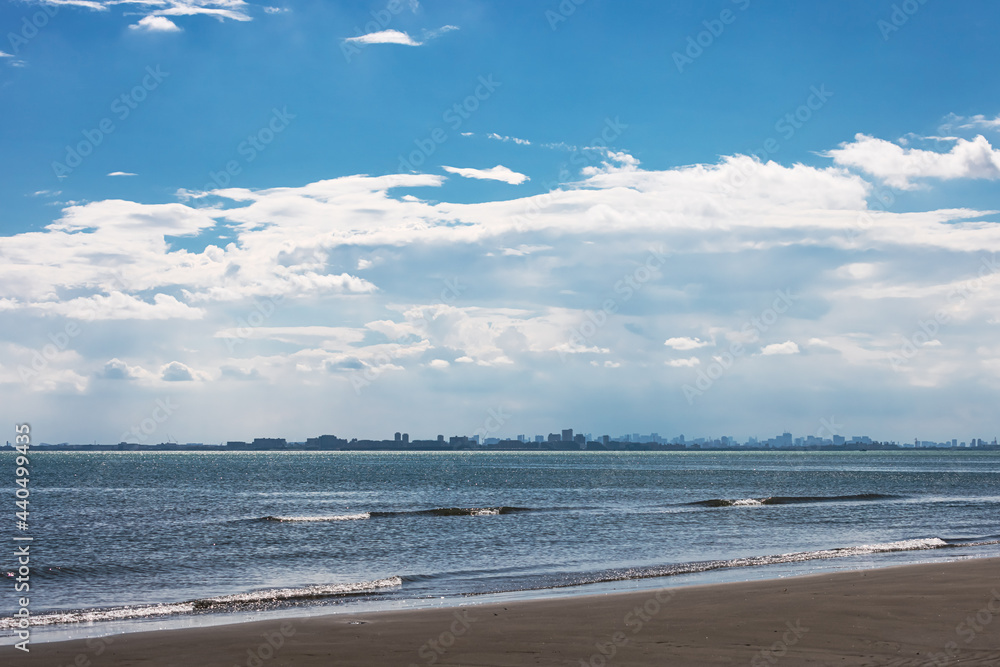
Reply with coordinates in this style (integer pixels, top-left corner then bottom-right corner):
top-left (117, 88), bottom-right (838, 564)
top-left (2, 0), bottom-right (1000, 444)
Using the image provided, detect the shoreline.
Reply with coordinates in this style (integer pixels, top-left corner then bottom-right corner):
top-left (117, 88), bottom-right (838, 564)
top-left (4, 557), bottom-right (999, 666)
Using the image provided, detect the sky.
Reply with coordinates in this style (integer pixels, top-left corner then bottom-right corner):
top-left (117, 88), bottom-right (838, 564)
top-left (2, 0), bottom-right (1000, 444)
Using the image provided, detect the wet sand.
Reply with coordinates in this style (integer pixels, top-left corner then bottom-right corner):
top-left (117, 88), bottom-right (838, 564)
top-left (4, 557), bottom-right (1000, 666)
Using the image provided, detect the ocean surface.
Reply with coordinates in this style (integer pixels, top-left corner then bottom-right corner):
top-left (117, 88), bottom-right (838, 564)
top-left (3, 450), bottom-right (1000, 643)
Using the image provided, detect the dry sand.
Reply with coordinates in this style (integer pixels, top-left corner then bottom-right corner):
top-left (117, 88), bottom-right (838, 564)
top-left (4, 557), bottom-right (1000, 666)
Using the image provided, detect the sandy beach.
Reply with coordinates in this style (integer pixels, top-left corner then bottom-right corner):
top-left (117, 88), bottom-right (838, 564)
top-left (5, 557), bottom-right (1000, 666)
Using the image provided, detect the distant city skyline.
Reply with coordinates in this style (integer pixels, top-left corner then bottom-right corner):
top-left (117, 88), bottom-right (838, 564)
top-left (13, 427), bottom-right (999, 451)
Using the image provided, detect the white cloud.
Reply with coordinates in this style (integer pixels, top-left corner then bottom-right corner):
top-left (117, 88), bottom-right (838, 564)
top-left (501, 244), bottom-right (552, 256)
top-left (7, 125), bottom-right (1000, 441)
top-left (344, 29), bottom-right (422, 46)
top-left (263, 6), bottom-right (288, 14)
top-left (423, 25), bottom-right (459, 40)
top-left (827, 133), bottom-right (1000, 189)
top-left (130, 15), bottom-right (182, 32)
top-left (40, 1), bottom-right (253, 23)
top-left (442, 165), bottom-right (529, 185)
top-left (161, 361), bottom-right (204, 381)
top-left (940, 113), bottom-right (1000, 133)
top-left (0, 51), bottom-right (13, 58)
top-left (485, 133), bottom-right (532, 146)
top-left (664, 337), bottom-right (710, 351)
top-left (101, 358), bottom-right (147, 380)
top-left (760, 341), bottom-right (800, 356)
top-left (108, 171), bottom-right (138, 177)
top-left (581, 150), bottom-right (641, 176)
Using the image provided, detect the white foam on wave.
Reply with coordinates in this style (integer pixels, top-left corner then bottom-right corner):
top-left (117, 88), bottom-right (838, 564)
top-left (199, 576), bottom-right (402, 606)
top-left (470, 508), bottom-right (501, 516)
top-left (269, 513), bottom-right (371, 522)
top-left (0, 577), bottom-right (402, 629)
top-left (730, 499), bottom-right (765, 506)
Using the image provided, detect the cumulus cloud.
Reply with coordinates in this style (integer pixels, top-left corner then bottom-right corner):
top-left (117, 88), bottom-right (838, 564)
top-left (130, 15), bottom-right (182, 32)
top-left (760, 341), bottom-right (800, 356)
top-left (161, 361), bottom-right (197, 381)
top-left (442, 165), bottom-right (529, 185)
top-left (101, 358), bottom-right (143, 380)
top-left (7, 125), bottom-right (1000, 440)
top-left (664, 337), bottom-right (710, 351)
top-left (827, 133), bottom-right (1000, 189)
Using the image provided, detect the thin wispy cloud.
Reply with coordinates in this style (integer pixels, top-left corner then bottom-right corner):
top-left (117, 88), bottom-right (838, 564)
top-left (108, 171), bottom-right (138, 177)
top-left (940, 113), bottom-right (1000, 133)
top-left (344, 25), bottom-right (458, 47)
top-left (422, 24), bottom-right (459, 40)
top-left (344, 29), bottom-right (422, 46)
top-left (485, 132), bottom-right (532, 146)
top-left (442, 165), bottom-right (529, 185)
top-left (24, 0), bottom-right (254, 22)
